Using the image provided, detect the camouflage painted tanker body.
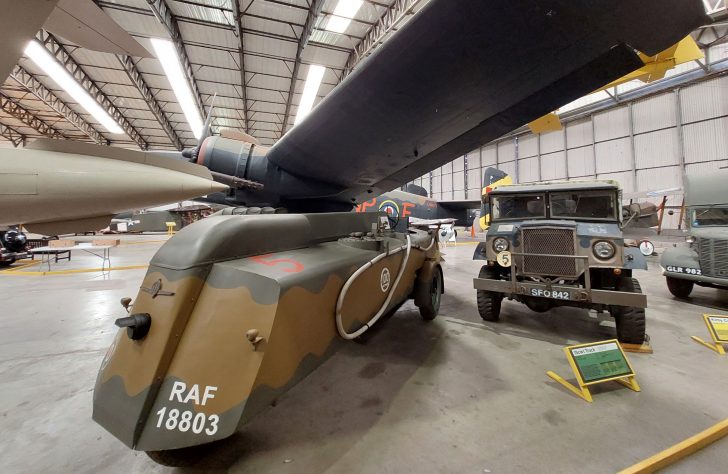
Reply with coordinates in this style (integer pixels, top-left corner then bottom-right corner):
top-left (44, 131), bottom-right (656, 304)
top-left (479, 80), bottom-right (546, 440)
top-left (93, 212), bottom-right (441, 451)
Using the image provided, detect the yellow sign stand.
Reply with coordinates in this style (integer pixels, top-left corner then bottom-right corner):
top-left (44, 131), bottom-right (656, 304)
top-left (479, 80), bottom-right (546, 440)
top-left (547, 340), bottom-right (640, 403)
top-left (691, 314), bottom-right (727, 355)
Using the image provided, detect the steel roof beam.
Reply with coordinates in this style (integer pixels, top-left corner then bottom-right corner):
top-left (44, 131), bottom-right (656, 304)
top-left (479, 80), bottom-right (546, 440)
top-left (10, 65), bottom-right (107, 145)
top-left (342, 0), bottom-right (424, 80)
top-left (231, 0), bottom-right (249, 133)
top-left (117, 55), bottom-right (184, 150)
top-left (146, 0), bottom-right (207, 122)
top-left (37, 31), bottom-right (148, 149)
top-left (0, 121), bottom-right (26, 147)
top-left (281, 0), bottom-right (326, 136)
top-left (0, 93), bottom-right (65, 139)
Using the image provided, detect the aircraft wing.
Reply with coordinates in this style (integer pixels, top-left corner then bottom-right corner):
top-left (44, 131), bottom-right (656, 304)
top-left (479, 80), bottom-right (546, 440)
top-left (267, 0), bottom-right (708, 203)
top-left (0, 0), bottom-right (151, 83)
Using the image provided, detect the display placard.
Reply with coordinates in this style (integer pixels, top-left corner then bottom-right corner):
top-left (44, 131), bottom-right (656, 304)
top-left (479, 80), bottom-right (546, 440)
top-left (568, 341), bottom-right (634, 385)
top-left (705, 315), bottom-right (728, 343)
top-left (547, 339), bottom-right (640, 402)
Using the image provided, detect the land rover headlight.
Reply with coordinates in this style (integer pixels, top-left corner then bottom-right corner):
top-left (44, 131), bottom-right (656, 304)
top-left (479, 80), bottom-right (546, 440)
top-left (493, 237), bottom-right (510, 252)
top-left (686, 236), bottom-right (695, 244)
top-left (593, 241), bottom-right (615, 260)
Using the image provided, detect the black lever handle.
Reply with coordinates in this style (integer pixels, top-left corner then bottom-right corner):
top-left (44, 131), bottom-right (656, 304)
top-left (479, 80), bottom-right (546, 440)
top-left (114, 313), bottom-right (152, 340)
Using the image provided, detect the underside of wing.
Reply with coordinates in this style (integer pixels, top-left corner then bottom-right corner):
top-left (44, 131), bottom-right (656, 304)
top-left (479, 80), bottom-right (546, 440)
top-left (266, 0), bottom-right (709, 204)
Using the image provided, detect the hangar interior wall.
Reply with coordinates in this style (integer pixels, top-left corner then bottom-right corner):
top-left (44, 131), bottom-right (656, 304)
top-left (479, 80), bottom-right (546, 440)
top-left (415, 74), bottom-right (728, 230)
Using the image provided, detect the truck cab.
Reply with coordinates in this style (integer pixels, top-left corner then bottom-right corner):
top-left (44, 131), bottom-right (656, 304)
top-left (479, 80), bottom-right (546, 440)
top-left (661, 170), bottom-right (728, 298)
top-left (472, 181), bottom-right (648, 344)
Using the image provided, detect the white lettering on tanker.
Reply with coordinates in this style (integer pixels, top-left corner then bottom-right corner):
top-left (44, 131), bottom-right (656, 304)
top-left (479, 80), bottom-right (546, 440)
top-left (155, 382), bottom-right (220, 435)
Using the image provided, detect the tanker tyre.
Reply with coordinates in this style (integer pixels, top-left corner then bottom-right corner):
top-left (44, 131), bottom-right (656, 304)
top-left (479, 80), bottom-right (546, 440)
top-left (666, 277), bottom-right (693, 298)
top-left (416, 265), bottom-right (443, 321)
top-left (146, 450), bottom-right (185, 467)
top-left (612, 277), bottom-right (646, 345)
top-left (477, 265), bottom-right (502, 322)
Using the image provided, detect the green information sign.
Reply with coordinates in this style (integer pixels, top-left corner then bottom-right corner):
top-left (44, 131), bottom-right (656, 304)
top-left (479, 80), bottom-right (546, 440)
top-left (569, 341), bottom-right (634, 385)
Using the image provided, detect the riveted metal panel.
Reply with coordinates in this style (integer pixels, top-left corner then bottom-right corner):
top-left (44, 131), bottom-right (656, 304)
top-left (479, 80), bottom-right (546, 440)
top-left (541, 151), bottom-right (567, 181)
top-left (540, 130), bottom-right (565, 154)
top-left (498, 141), bottom-right (516, 162)
top-left (518, 157), bottom-right (539, 183)
top-left (453, 171), bottom-right (465, 191)
top-left (681, 76), bottom-right (728, 124)
top-left (482, 145), bottom-right (498, 166)
top-left (467, 168), bottom-right (481, 190)
top-left (442, 173), bottom-right (453, 192)
top-left (452, 156), bottom-right (465, 172)
top-left (594, 106), bottom-right (630, 142)
top-left (519, 135), bottom-right (539, 158)
top-left (634, 128), bottom-right (680, 168)
top-left (566, 119), bottom-right (593, 149)
top-left (595, 137), bottom-right (632, 174)
top-left (683, 117), bottom-right (728, 164)
top-left (633, 93), bottom-right (677, 133)
top-left (567, 147), bottom-right (596, 178)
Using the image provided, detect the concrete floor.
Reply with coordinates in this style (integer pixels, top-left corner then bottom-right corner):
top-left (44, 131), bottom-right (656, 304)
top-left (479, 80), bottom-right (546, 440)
top-left (1, 234), bottom-right (727, 473)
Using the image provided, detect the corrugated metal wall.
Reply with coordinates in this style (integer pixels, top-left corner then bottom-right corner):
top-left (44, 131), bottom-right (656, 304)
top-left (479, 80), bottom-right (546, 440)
top-left (414, 74), bottom-right (728, 229)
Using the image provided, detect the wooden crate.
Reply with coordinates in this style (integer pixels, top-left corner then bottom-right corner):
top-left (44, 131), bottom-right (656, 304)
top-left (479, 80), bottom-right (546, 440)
top-left (49, 239), bottom-right (75, 248)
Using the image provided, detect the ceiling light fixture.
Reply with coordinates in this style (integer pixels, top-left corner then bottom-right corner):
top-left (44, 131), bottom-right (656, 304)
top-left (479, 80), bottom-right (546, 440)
top-left (294, 64), bottom-right (326, 126)
top-left (24, 41), bottom-right (124, 134)
top-left (326, 0), bottom-right (364, 34)
top-left (151, 38), bottom-right (204, 139)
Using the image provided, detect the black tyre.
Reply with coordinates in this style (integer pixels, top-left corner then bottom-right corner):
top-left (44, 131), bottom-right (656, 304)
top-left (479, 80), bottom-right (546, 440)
top-left (612, 277), bottom-right (646, 344)
top-left (476, 265), bottom-right (502, 322)
top-left (0, 259), bottom-right (14, 268)
top-left (415, 265), bottom-right (443, 321)
top-left (146, 450), bottom-right (188, 467)
top-left (666, 276), bottom-right (693, 298)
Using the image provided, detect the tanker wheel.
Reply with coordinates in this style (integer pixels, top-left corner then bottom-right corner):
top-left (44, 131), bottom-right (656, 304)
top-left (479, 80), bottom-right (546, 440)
top-left (146, 449), bottom-right (196, 467)
top-left (477, 265), bottom-right (502, 322)
top-left (416, 265), bottom-right (443, 321)
top-left (611, 277), bottom-right (646, 345)
top-left (666, 277), bottom-right (693, 298)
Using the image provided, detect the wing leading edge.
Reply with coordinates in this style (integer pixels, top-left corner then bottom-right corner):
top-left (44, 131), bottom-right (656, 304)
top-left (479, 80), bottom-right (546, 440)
top-left (266, 0), bottom-right (709, 204)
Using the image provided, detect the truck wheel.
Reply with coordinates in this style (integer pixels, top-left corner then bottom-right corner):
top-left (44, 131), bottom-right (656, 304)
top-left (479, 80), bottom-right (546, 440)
top-left (666, 277), bottom-right (693, 298)
top-left (477, 265), bottom-right (502, 322)
top-left (613, 277), bottom-right (646, 344)
top-left (415, 265), bottom-right (443, 321)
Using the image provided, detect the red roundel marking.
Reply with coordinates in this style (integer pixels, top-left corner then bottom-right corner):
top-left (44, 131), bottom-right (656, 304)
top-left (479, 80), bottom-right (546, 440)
top-left (250, 254), bottom-right (304, 273)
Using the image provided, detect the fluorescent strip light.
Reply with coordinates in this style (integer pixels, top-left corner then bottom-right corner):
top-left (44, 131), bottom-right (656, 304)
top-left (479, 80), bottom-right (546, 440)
top-left (151, 38), bottom-right (204, 139)
top-left (326, 0), bottom-right (364, 34)
top-left (294, 65), bottom-right (326, 126)
top-left (24, 41), bottom-right (124, 134)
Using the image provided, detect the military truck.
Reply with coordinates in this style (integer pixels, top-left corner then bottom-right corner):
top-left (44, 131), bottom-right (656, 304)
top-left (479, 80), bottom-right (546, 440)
top-left (472, 181), bottom-right (648, 344)
top-left (661, 169), bottom-right (728, 298)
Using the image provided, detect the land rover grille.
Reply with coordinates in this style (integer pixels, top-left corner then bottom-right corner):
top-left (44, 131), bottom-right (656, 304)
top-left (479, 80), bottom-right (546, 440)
top-left (519, 227), bottom-right (578, 277)
top-left (698, 238), bottom-right (728, 279)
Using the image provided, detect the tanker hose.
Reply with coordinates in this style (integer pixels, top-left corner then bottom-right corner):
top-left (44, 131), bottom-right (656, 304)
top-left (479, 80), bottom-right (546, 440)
top-left (336, 234), bottom-right (412, 340)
